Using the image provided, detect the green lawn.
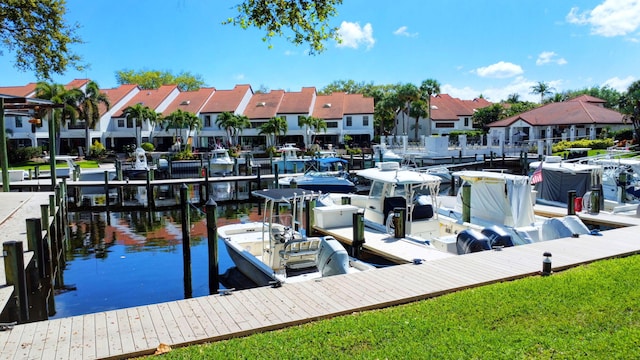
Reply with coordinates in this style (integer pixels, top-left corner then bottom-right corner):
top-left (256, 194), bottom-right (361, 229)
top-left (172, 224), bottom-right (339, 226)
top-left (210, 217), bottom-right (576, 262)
top-left (9, 159), bottom-right (100, 172)
top-left (148, 255), bottom-right (640, 359)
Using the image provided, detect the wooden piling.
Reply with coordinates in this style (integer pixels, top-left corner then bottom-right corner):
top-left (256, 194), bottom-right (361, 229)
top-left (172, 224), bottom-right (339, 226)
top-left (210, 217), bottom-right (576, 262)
top-left (3, 241), bottom-right (29, 322)
top-left (205, 199), bottom-right (219, 295)
top-left (180, 184), bottom-right (192, 299)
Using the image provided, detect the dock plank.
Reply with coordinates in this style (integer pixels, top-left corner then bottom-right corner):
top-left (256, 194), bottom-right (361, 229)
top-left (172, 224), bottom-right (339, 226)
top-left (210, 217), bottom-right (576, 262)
top-left (3, 218), bottom-right (640, 359)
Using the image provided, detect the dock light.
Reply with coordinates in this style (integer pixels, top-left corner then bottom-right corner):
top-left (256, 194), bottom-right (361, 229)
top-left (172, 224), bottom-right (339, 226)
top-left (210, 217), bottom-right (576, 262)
top-left (542, 252), bottom-right (552, 276)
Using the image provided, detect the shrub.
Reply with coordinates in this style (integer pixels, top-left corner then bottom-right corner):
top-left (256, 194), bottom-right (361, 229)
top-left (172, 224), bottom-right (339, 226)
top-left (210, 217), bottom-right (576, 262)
top-left (551, 139), bottom-right (614, 153)
top-left (8, 146), bottom-right (42, 163)
top-left (141, 142), bottom-right (155, 152)
top-left (89, 140), bottom-right (106, 159)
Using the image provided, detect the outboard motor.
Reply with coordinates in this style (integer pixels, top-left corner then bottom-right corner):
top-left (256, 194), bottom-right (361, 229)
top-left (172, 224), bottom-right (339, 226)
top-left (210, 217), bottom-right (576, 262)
top-left (317, 237), bottom-right (350, 276)
top-left (481, 225), bottom-right (514, 248)
top-left (456, 229), bottom-right (491, 254)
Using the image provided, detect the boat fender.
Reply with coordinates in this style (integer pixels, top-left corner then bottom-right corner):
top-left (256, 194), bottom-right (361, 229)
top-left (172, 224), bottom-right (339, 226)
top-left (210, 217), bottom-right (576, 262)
top-left (456, 229), bottom-right (491, 254)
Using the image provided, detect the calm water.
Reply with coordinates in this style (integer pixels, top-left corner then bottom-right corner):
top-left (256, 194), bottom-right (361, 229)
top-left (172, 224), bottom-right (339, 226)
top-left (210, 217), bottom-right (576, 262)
top-left (51, 203), bottom-right (259, 319)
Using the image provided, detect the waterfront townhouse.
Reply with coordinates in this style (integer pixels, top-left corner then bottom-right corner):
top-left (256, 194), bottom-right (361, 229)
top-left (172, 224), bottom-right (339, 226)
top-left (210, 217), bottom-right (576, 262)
top-left (159, 87), bottom-right (217, 149)
top-left (197, 85), bottom-right (253, 149)
top-left (487, 95), bottom-right (625, 145)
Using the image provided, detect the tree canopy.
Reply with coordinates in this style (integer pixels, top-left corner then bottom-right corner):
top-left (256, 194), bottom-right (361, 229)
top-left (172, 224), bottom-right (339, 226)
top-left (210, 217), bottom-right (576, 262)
top-left (224, 0), bottom-right (343, 55)
top-left (0, 0), bottom-right (84, 79)
top-left (116, 70), bottom-right (206, 91)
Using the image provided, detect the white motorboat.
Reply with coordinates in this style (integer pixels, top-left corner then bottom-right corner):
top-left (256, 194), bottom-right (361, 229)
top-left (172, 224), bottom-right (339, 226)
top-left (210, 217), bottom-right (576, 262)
top-left (209, 148), bottom-right (234, 175)
top-left (217, 188), bottom-right (375, 287)
top-left (314, 162), bottom-right (591, 256)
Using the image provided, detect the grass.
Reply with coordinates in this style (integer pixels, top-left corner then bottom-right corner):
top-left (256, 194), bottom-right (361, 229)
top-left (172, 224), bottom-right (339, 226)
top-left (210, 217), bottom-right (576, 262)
top-left (8, 159), bottom-right (101, 172)
top-left (147, 254), bottom-right (640, 359)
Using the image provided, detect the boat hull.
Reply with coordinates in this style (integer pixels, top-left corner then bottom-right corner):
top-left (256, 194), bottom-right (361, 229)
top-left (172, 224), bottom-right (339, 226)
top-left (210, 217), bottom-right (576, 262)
top-left (221, 236), bottom-right (278, 287)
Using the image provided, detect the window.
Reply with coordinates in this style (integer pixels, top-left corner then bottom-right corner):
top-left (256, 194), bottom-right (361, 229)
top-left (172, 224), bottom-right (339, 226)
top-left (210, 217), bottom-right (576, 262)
top-left (117, 119), bottom-right (125, 128)
top-left (15, 116), bottom-right (23, 128)
top-left (363, 116), bottom-right (369, 126)
top-left (369, 181), bottom-right (384, 198)
top-left (326, 122), bottom-right (338, 128)
top-left (346, 116), bottom-right (352, 127)
top-left (464, 117), bottom-right (469, 127)
top-left (435, 122), bottom-right (455, 128)
top-left (126, 117), bottom-right (134, 128)
top-left (204, 115), bottom-right (211, 127)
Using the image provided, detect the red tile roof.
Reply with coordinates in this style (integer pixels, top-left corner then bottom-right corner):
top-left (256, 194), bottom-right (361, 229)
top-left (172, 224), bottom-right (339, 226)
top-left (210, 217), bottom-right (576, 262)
top-left (0, 83), bottom-right (37, 97)
top-left (243, 90), bottom-right (285, 119)
top-left (200, 84), bottom-right (252, 113)
top-left (100, 84), bottom-right (140, 116)
top-left (65, 79), bottom-right (90, 90)
top-left (161, 87), bottom-right (216, 116)
top-left (344, 93), bottom-right (374, 114)
top-left (567, 94), bottom-right (607, 105)
top-left (312, 92), bottom-right (346, 120)
top-left (431, 94), bottom-right (490, 121)
top-left (115, 85), bottom-right (179, 117)
top-left (278, 87), bottom-right (316, 114)
top-left (488, 98), bottom-right (623, 127)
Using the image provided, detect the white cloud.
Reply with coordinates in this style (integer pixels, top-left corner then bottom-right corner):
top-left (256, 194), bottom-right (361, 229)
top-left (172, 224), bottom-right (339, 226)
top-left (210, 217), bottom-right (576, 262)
top-left (443, 77), bottom-right (564, 103)
top-left (566, 0), bottom-right (640, 37)
top-left (234, 74), bottom-right (245, 81)
top-left (337, 21), bottom-right (375, 49)
top-left (602, 76), bottom-right (636, 91)
top-left (536, 51), bottom-right (568, 66)
top-left (393, 26), bottom-right (418, 37)
top-left (283, 50), bottom-right (296, 56)
top-left (475, 61), bottom-right (524, 79)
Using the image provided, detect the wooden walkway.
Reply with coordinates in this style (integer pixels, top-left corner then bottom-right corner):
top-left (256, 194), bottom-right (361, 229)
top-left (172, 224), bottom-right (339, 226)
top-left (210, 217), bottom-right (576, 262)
top-left (1, 222), bottom-right (640, 359)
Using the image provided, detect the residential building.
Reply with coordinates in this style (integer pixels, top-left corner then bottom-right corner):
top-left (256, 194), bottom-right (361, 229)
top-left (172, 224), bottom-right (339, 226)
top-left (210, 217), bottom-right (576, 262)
top-left (1, 80), bottom-right (374, 153)
top-left (487, 95), bottom-right (626, 145)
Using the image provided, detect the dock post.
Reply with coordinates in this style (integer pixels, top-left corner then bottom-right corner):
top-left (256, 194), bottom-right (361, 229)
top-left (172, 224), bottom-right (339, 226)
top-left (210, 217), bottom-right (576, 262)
top-left (293, 163), bottom-right (298, 174)
top-left (449, 176), bottom-right (456, 196)
top-left (204, 163), bottom-right (210, 203)
top-left (205, 199), bottom-right (219, 295)
top-left (234, 157), bottom-right (239, 176)
top-left (304, 198), bottom-right (316, 236)
top-left (26, 218), bottom-right (46, 279)
top-left (567, 190), bottom-right (576, 215)
top-left (147, 171), bottom-right (154, 210)
top-left (116, 160), bottom-right (122, 181)
top-left (462, 183), bottom-right (471, 223)
top-left (274, 164), bottom-right (280, 188)
top-left (352, 210), bottom-right (365, 257)
top-left (104, 171), bottom-right (110, 215)
top-left (180, 184), bottom-right (192, 299)
top-left (3, 241), bottom-right (29, 322)
top-left (392, 207), bottom-right (406, 239)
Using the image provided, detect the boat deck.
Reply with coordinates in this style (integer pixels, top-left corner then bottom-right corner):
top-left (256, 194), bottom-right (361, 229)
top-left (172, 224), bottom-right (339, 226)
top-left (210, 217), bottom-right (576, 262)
top-left (1, 222), bottom-right (640, 359)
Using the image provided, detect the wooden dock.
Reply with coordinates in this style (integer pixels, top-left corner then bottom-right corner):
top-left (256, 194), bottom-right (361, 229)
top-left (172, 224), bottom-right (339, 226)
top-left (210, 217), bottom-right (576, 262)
top-left (1, 221), bottom-right (639, 359)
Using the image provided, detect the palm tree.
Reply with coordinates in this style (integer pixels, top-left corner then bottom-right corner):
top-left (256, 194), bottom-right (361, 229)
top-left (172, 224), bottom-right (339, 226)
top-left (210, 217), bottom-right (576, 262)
top-left (259, 116), bottom-right (288, 148)
top-left (215, 112), bottom-right (250, 147)
top-left (35, 82), bottom-right (82, 154)
top-left (122, 103), bottom-right (156, 148)
top-left (75, 81), bottom-right (111, 153)
top-left (164, 109), bottom-right (202, 151)
top-left (409, 99), bottom-right (428, 140)
top-left (506, 93), bottom-right (521, 103)
top-left (419, 79), bottom-right (441, 137)
top-left (530, 81), bottom-right (555, 104)
top-left (299, 116), bottom-right (327, 146)
top-left (619, 80), bottom-right (640, 142)
top-left (396, 83), bottom-right (420, 137)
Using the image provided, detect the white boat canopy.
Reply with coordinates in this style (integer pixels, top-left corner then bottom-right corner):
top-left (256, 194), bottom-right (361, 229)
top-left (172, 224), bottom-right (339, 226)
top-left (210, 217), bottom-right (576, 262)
top-left (452, 170), bottom-right (536, 228)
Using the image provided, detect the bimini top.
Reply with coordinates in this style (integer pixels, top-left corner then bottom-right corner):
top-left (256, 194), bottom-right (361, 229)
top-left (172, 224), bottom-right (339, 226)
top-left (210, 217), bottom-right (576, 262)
top-left (357, 165), bottom-right (442, 185)
top-left (252, 188), bottom-right (316, 202)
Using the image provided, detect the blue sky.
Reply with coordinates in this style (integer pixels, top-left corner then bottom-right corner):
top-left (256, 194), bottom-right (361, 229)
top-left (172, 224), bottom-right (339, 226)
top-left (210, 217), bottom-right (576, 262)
top-left (2, 0), bottom-right (639, 103)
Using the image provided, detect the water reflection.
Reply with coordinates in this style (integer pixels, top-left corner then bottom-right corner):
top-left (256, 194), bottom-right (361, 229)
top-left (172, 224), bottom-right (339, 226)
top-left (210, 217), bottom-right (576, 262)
top-left (53, 203), bottom-right (256, 319)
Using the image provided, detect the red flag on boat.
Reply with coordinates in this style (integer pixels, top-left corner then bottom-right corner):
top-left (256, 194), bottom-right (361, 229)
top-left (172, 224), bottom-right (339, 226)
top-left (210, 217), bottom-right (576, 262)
top-left (531, 162), bottom-right (543, 184)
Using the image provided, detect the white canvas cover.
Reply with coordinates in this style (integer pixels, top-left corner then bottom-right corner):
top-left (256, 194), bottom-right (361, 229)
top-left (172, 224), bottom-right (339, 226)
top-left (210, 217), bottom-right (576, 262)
top-left (453, 171), bottom-right (536, 228)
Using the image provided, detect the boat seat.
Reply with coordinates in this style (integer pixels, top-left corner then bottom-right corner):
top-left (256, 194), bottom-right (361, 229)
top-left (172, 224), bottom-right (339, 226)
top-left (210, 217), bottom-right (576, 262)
top-left (412, 204), bottom-right (434, 220)
top-left (279, 237), bottom-right (321, 269)
top-left (383, 197), bottom-right (406, 223)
